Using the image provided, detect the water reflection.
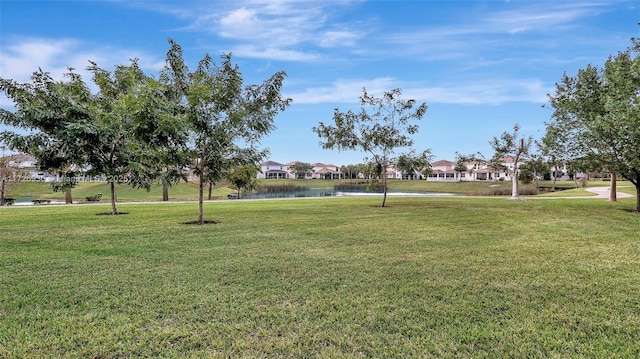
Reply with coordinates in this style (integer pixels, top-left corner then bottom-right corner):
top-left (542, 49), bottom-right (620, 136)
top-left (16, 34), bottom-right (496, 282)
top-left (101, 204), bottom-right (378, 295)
top-left (239, 188), bottom-right (455, 199)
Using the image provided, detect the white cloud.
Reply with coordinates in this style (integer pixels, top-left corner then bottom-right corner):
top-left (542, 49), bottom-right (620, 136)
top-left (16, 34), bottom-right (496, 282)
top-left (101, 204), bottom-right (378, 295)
top-left (140, 0), bottom-right (363, 61)
top-left (0, 37), bottom-right (164, 107)
top-left (486, 2), bottom-right (608, 34)
top-left (230, 45), bottom-right (320, 62)
top-left (287, 78), bottom-right (552, 106)
top-left (285, 77), bottom-right (398, 104)
top-left (318, 30), bottom-right (361, 48)
top-left (0, 37), bottom-right (164, 81)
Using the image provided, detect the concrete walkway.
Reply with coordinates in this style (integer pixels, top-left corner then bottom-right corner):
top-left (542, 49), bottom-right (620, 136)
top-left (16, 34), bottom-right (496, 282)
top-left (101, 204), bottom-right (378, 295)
top-left (585, 186), bottom-right (633, 199)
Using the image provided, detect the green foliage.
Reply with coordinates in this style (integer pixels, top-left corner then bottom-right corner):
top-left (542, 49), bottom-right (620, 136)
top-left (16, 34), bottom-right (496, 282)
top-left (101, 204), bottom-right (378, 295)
top-left (289, 162), bottom-right (314, 179)
top-left (164, 39), bottom-right (291, 223)
top-left (85, 193), bottom-right (102, 202)
top-left (489, 124), bottom-right (533, 199)
top-left (518, 168), bottom-right (534, 184)
top-left (0, 69), bottom-right (89, 204)
top-left (0, 58), bottom-right (187, 213)
top-left (546, 38), bottom-right (640, 211)
top-left (396, 150), bottom-right (433, 179)
top-left (226, 165), bottom-right (260, 197)
top-left (313, 88), bottom-right (428, 206)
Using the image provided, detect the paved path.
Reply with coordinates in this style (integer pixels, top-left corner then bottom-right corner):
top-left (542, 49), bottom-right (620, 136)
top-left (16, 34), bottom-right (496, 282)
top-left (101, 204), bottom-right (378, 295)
top-left (584, 186), bottom-right (633, 199)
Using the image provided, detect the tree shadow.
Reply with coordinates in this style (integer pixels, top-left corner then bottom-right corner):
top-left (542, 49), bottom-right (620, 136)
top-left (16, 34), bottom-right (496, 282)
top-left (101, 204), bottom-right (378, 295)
top-left (182, 220), bottom-right (220, 225)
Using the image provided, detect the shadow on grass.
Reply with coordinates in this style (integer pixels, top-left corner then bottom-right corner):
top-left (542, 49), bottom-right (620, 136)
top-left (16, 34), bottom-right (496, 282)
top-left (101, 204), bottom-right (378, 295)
top-left (182, 220), bottom-right (220, 225)
top-left (96, 212), bottom-right (130, 216)
top-left (619, 207), bottom-right (640, 214)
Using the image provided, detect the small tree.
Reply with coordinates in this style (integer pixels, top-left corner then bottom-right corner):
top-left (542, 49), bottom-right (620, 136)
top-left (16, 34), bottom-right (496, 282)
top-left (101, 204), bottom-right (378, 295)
top-left (226, 165), bottom-right (260, 198)
top-left (396, 150), bottom-right (433, 180)
top-left (453, 154), bottom-right (468, 181)
top-left (489, 124), bottom-right (533, 200)
top-left (313, 88), bottom-right (427, 207)
top-left (289, 162), bottom-right (313, 179)
top-left (519, 154), bottom-right (547, 190)
top-left (164, 39), bottom-right (291, 224)
top-left (454, 152), bottom-right (485, 181)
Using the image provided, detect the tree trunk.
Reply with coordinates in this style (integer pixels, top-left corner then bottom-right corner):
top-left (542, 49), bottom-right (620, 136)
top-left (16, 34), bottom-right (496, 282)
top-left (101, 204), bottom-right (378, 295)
top-left (551, 172), bottom-right (557, 192)
top-left (511, 170), bottom-right (520, 200)
top-left (0, 178), bottom-right (5, 206)
top-left (381, 174), bottom-right (388, 207)
top-left (110, 180), bottom-right (118, 215)
top-left (198, 173), bottom-right (204, 225)
top-left (162, 180), bottom-right (169, 201)
top-left (208, 182), bottom-right (213, 200)
top-left (609, 172), bottom-right (617, 202)
top-left (635, 182), bottom-right (640, 213)
top-left (65, 188), bottom-right (73, 204)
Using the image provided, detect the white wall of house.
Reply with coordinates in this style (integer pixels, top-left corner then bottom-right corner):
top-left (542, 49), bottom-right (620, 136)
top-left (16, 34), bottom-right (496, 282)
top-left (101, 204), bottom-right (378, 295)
top-left (258, 161), bottom-right (289, 179)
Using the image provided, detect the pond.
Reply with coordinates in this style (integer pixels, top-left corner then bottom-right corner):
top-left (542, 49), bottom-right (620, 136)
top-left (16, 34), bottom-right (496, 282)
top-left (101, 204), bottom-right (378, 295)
top-left (237, 188), bottom-right (456, 199)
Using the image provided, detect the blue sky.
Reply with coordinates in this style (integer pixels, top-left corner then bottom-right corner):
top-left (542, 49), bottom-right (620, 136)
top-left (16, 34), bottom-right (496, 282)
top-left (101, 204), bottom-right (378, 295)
top-left (1, 0), bottom-right (638, 165)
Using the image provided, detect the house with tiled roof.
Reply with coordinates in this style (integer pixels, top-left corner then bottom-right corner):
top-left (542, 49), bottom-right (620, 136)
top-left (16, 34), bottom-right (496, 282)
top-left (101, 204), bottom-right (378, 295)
top-left (427, 160), bottom-right (456, 181)
top-left (311, 163), bottom-right (340, 179)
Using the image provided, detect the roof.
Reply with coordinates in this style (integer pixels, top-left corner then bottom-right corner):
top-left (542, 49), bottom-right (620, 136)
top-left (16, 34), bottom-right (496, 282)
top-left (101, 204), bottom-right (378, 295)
top-left (312, 162), bottom-right (338, 168)
top-left (261, 160), bottom-right (285, 166)
top-left (431, 160), bottom-right (456, 166)
top-left (315, 167), bottom-right (338, 174)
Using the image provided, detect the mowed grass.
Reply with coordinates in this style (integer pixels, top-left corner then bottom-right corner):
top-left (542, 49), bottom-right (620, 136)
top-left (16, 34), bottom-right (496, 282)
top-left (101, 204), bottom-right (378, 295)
top-left (5, 181), bottom-right (234, 203)
top-left (1, 196), bottom-right (640, 358)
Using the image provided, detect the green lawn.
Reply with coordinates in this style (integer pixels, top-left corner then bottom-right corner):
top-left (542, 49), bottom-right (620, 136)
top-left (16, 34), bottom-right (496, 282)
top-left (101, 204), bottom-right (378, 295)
top-left (3, 181), bottom-right (234, 203)
top-left (1, 196), bottom-right (639, 357)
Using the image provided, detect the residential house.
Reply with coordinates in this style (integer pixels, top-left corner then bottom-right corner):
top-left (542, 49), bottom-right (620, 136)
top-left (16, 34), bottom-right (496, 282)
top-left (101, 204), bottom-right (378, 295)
top-left (258, 160), bottom-right (289, 179)
top-left (311, 163), bottom-right (341, 179)
top-left (428, 160), bottom-right (456, 181)
top-left (286, 161), bottom-right (313, 179)
top-left (2, 154), bottom-right (53, 181)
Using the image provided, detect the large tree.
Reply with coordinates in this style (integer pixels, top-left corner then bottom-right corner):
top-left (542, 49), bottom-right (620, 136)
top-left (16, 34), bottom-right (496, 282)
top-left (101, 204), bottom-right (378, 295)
top-left (489, 124), bottom-right (533, 200)
top-left (597, 41), bottom-right (640, 211)
top-left (313, 88), bottom-right (428, 207)
top-left (85, 59), bottom-right (186, 214)
top-left (0, 68), bottom-right (91, 204)
top-left (545, 63), bottom-right (619, 201)
top-left (1, 59), bottom-right (187, 214)
top-left (546, 37), bottom-right (640, 211)
top-left (164, 39), bottom-right (291, 224)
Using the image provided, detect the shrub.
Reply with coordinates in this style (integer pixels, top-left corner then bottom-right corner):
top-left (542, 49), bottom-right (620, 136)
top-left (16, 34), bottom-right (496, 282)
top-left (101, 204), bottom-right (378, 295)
top-left (334, 181), bottom-right (384, 192)
top-left (2, 197), bottom-right (15, 206)
top-left (86, 193), bottom-right (102, 202)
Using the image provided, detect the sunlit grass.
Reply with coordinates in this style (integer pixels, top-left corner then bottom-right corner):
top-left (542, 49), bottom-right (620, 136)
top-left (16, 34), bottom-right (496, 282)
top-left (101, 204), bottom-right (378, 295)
top-left (1, 196), bottom-right (639, 357)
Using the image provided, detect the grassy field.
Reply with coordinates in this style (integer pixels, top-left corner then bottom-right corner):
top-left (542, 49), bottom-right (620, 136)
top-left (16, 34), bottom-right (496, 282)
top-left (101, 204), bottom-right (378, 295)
top-left (1, 195), bottom-right (639, 357)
